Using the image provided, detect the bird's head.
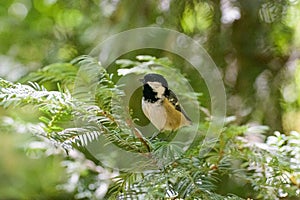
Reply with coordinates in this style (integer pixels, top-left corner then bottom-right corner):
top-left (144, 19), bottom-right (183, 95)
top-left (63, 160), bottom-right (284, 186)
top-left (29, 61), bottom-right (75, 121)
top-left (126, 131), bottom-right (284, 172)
top-left (140, 73), bottom-right (168, 98)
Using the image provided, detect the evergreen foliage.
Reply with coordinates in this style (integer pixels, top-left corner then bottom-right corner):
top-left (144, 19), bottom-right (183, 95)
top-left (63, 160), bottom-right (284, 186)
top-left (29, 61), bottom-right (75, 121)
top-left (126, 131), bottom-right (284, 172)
top-left (0, 56), bottom-right (299, 199)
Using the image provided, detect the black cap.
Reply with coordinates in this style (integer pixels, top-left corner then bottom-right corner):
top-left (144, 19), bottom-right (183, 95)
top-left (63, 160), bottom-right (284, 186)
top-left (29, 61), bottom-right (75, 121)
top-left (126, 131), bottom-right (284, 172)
top-left (142, 73), bottom-right (168, 88)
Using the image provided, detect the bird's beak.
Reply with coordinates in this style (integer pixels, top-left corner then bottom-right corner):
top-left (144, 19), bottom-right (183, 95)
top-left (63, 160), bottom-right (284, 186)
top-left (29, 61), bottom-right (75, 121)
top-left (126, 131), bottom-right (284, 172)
top-left (139, 78), bottom-right (144, 83)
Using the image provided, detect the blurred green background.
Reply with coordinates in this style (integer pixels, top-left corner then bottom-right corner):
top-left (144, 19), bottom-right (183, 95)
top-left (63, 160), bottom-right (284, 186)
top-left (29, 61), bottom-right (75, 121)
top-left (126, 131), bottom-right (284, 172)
top-left (1, 0), bottom-right (300, 199)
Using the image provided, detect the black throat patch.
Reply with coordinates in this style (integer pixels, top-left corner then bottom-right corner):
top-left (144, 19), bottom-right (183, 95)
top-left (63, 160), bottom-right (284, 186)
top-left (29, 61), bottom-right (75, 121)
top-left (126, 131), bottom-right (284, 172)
top-left (143, 84), bottom-right (159, 103)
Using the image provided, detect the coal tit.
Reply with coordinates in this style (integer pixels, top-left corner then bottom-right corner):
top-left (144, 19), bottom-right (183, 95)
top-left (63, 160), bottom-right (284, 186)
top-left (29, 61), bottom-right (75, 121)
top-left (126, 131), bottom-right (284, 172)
top-left (140, 73), bottom-right (192, 132)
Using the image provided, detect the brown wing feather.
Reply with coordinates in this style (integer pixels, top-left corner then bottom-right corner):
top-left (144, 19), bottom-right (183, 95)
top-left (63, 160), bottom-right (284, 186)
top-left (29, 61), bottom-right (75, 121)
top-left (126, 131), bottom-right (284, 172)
top-left (167, 89), bottom-right (192, 122)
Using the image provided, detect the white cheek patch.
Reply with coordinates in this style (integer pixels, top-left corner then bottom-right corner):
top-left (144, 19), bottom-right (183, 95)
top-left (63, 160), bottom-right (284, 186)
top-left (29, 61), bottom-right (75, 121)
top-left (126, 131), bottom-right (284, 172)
top-left (147, 82), bottom-right (165, 98)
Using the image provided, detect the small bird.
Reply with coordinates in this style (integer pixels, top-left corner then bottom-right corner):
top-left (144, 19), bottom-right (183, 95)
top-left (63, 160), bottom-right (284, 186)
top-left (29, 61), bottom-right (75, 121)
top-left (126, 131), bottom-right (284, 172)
top-left (140, 73), bottom-right (192, 132)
